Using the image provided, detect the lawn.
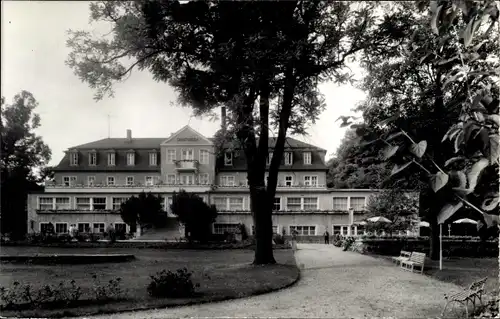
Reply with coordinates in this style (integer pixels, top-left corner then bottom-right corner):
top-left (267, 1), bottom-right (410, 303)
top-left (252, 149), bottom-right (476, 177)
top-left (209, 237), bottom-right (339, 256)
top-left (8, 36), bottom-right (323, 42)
top-left (0, 247), bottom-right (299, 318)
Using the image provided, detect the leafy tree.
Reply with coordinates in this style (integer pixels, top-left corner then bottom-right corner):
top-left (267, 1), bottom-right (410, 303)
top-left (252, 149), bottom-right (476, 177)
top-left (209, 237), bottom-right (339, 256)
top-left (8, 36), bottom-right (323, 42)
top-left (170, 190), bottom-right (218, 243)
top-left (364, 189), bottom-right (419, 235)
top-left (1, 91), bottom-right (51, 238)
top-left (119, 192), bottom-right (165, 232)
top-left (342, 1), bottom-right (499, 259)
top-left (66, 1), bottom-right (404, 264)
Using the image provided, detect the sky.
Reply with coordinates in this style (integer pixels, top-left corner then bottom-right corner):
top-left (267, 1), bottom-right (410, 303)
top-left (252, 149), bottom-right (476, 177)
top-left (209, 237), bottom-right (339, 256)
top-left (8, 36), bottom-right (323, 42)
top-left (1, 1), bottom-right (366, 167)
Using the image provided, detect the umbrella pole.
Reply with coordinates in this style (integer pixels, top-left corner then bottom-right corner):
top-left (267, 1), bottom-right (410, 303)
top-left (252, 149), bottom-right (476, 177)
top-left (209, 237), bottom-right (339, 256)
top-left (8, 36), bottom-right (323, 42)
top-left (439, 224), bottom-right (443, 270)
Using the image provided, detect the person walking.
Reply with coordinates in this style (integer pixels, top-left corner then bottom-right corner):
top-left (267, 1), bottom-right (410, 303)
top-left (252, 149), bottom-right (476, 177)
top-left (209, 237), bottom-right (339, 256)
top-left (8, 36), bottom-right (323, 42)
top-left (324, 230), bottom-right (330, 244)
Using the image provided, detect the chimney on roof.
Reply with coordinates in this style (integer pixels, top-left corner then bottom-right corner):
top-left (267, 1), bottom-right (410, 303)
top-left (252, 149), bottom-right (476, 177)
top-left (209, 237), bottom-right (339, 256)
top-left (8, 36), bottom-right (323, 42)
top-left (221, 106), bottom-right (227, 133)
top-left (126, 129), bottom-right (132, 142)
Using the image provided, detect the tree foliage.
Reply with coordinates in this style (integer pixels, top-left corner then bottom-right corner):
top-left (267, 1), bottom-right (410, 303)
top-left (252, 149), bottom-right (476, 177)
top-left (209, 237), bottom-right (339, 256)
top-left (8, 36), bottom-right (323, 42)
top-left (170, 190), bottom-right (218, 243)
top-left (1, 91), bottom-right (51, 237)
top-left (66, 0), bottom-right (408, 264)
top-left (364, 189), bottom-right (419, 235)
top-left (119, 192), bottom-right (165, 231)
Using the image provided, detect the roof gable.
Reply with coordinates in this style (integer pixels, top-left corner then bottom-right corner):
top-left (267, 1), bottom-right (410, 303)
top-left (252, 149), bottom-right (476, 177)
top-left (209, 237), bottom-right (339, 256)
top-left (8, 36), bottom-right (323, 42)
top-left (161, 125), bottom-right (212, 146)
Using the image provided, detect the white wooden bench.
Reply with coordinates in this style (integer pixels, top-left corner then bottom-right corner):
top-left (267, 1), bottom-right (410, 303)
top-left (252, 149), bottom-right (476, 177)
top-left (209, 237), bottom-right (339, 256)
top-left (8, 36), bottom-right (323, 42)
top-left (400, 251), bottom-right (425, 274)
top-left (441, 277), bottom-right (488, 318)
top-left (391, 250), bottom-right (411, 266)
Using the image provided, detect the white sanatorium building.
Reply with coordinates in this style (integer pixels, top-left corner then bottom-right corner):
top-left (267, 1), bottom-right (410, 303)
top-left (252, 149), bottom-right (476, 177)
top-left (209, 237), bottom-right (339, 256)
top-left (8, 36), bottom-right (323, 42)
top-left (27, 124), bottom-right (418, 239)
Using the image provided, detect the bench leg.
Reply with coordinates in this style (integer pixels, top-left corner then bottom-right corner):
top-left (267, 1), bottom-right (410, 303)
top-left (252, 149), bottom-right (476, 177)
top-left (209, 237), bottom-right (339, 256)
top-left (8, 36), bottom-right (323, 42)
top-left (441, 300), bottom-right (451, 317)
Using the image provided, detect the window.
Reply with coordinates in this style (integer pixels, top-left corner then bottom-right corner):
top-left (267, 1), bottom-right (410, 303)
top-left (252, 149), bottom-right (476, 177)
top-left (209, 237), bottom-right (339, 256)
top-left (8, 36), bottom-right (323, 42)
top-left (286, 197), bottom-right (318, 210)
top-left (166, 174), bottom-right (176, 184)
top-left (112, 197), bottom-right (127, 210)
top-left (145, 176), bottom-right (154, 186)
top-left (333, 197), bottom-right (348, 211)
top-left (115, 223), bottom-right (127, 233)
top-left (167, 149), bottom-right (176, 163)
top-left (181, 149), bottom-right (194, 160)
top-left (213, 223), bottom-right (239, 235)
top-left (70, 152), bottom-right (78, 166)
top-left (63, 176), bottom-right (76, 186)
top-left (92, 197), bottom-right (106, 210)
top-left (252, 225), bottom-right (278, 235)
top-left (229, 197), bottom-right (244, 210)
top-left (333, 225), bottom-right (349, 236)
top-left (199, 173), bottom-right (209, 185)
top-left (220, 175), bottom-right (235, 186)
top-left (303, 197), bottom-right (318, 210)
top-left (78, 223), bottom-right (91, 233)
top-left (164, 197), bottom-right (173, 213)
top-left (180, 174), bottom-right (194, 185)
top-left (224, 152), bottom-right (232, 166)
top-left (76, 198), bottom-right (91, 210)
top-left (107, 176), bottom-right (115, 186)
top-left (285, 175), bottom-right (293, 187)
top-left (304, 176), bottom-right (318, 187)
top-left (213, 197), bottom-right (228, 210)
top-left (126, 152), bottom-right (135, 166)
top-left (284, 152), bottom-right (293, 165)
top-left (55, 197), bottom-right (71, 210)
top-left (40, 222), bottom-right (50, 233)
top-left (303, 152), bottom-right (312, 165)
top-left (126, 176), bottom-right (134, 186)
top-left (107, 152), bottom-right (115, 166)
top-left (267, 152), bottom-right (273, 165)
top-left (350, 197), bottom-right (366, 211)
top-left (149, 152), bottom-right (157, 166)
top-left (199, 150), bottom-right (209, 164)
top-left (87, 176), bottom-right (95, 186)
top-left (286, 197), bottom-right (302, 210)
top-left (93, 223), bottom-right (105, 233)
top-left (55, 223), bottom-right (68, 234)
top-left (89, 152), bottom-right (97, 166)
top-left (273, 198), bottom-right (281, 211)
top-left (290, 225), bottom-right (316, 236)
top-left (39, 197), bottom-right (53, 210)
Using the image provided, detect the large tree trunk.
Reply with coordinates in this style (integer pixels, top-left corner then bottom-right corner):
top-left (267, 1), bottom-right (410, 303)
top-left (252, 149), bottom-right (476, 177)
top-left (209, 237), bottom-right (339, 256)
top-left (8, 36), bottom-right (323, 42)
top-left (429, 217), bottom-right (440, 260)
top-left (251, 186), bottom-right (276, 264)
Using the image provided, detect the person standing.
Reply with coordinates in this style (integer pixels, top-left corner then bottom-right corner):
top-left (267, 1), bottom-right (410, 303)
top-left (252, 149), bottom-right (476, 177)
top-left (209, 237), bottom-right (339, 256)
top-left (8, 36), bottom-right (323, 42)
top-left (324, 230), bottom-right (330, 244)
top-left (106, 223), bottom-right (116, 243)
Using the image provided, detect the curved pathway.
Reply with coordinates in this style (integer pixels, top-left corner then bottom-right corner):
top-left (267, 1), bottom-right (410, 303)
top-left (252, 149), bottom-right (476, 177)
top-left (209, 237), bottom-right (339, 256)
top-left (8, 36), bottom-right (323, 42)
top-left (86, 244), bottom-right (463, 318)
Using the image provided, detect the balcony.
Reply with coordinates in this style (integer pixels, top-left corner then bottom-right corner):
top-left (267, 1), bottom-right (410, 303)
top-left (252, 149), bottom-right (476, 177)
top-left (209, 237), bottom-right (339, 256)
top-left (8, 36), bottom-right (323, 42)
top-left (174, 160), bottom-right (199, 172)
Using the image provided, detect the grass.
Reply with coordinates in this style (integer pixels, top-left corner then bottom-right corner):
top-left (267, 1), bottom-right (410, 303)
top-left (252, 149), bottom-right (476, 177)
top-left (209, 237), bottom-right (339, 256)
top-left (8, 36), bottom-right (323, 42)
top-left (0, 247), bottom-right (299, 318)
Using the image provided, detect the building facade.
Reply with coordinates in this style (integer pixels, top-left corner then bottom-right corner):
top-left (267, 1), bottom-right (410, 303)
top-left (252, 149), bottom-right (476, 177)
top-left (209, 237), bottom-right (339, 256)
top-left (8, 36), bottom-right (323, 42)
top-left (27, 125), bottom-right (410, 238)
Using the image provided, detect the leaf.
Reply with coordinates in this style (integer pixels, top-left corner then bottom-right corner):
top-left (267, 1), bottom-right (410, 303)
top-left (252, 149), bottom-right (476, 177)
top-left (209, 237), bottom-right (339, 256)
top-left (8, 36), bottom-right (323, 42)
top-left (467, 157), bottom-right (489, 191)
top-left (410, 140), bottom-right (427, 158)
top-left (486, 114), bottom-right (500, 127)
top-left (454, 130), bottom-right (464, 153)
top-left (482, 193), bottom-right (499, 211)
top-left (340, 121), bottom-right (353, 128)
top-left (444, 156), bottom-right (466, 167)
top-left (386, 131), bottom-right (404, 141)
top-left (383, 145), bottom-right (399, 160)
top-left (431, 5), bottom-right (443, 35)
top-left (488, 134), bottom-right (499, 164)
top-left (437, 202), bottom-right (463, 224)
top-left (391, 162), bottom-right (412, 176)
top-left (482, 213), bottom-right (500, 228)
top-left (430, 171), bottom-right (449, 192)
top-left (452, 187), bottom-right (473, 196)
top-left (443, 71), bottom-right (465, 88)
top-left (378, 113), bottom-right (400, 127)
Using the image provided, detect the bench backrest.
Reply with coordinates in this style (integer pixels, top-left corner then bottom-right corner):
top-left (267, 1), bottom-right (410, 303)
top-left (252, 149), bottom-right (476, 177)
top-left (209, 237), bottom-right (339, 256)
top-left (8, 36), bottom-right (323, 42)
top-left (469, 277), bottom-right (487, 291)
top-left (400, 250), bottom-right (411, 258)
top-left (409, 252), bottom-right (426, 263)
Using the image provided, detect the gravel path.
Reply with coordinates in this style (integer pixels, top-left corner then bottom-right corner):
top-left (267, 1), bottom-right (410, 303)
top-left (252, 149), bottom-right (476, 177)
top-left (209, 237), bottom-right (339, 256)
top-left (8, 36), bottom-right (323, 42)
top-left (83, 244), bottom-right (464, 319)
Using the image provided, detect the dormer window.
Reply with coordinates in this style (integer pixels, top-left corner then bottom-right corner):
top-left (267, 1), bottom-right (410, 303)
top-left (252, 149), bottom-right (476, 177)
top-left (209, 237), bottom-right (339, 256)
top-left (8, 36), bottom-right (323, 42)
top-left (267, 152), bottom-right (273, 165)
top-left (303, 152), bottom-right (312, 165)
top-left (69, 151), bottom-right (78, 166)
top-left (224, 152), bottom-right (233, 166)
top-left (126, 152), bottom-right (135, 166)
top-left (284, 152), bottom-right (293, 165)
top-left (89, 151), bottom-right (97, 166)
top-left (107, 152), bottom-right (115, 166)
top-left (149, 152), bottom-right (157, 166)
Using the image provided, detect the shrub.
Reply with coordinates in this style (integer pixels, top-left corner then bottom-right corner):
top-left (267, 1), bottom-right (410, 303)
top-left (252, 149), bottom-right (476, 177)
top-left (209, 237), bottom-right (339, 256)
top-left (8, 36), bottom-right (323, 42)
top-left (238, 223), bottom-right (248, 240)
top-left (90, 274), bottom-right (126, 301)
top-left (341, 237), bottom-right (356, 251)
top-left (147, 268), bottom-right (199, 298)
top-left (57, 234), bottom-right (72, 243)
top-left (273, 234), bottom-right (285, 245)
